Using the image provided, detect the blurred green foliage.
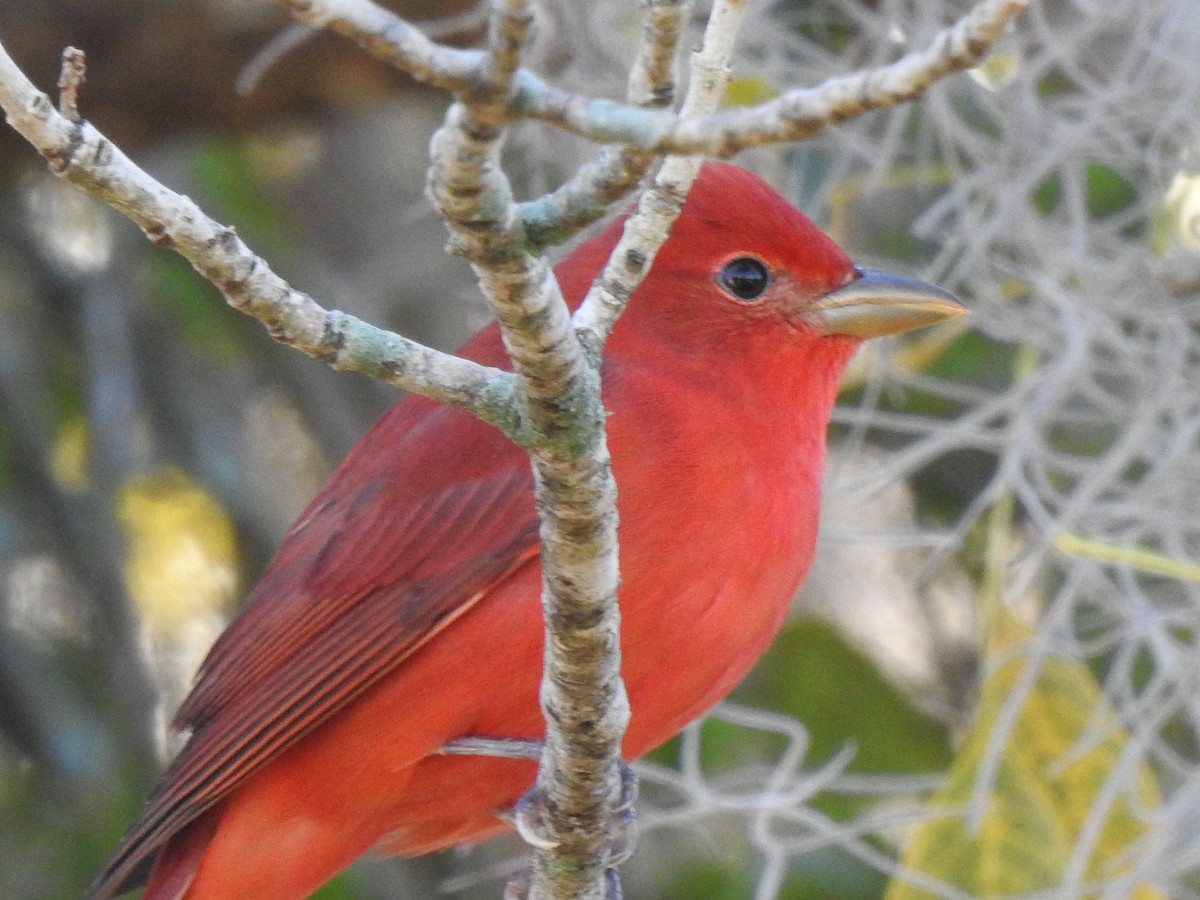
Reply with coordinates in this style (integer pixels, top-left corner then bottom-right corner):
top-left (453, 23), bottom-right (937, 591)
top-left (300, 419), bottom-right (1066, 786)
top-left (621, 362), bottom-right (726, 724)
top-left (1032, 163), bottom-right (1139, 220)
top-left (647, 620), bottom-right (952, 899)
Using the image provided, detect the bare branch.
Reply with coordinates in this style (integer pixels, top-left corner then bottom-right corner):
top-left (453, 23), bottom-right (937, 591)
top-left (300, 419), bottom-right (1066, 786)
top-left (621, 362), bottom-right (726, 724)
top-left (238, 2), bottom-right (490, 96)
top-left (0, 41), bottom-right (518, 428)
top-left (664, 0), bottom-right (1028, 155)
top-left (274, 0), bottom-right (1023, 157)
top-left (626, 0), bottom-right (690, 109)
top-left (515, 0), bottom-right (1027, 154)
top-left (442, 736), bottom-right (544, 761)
top-left (517, 150), bottom-right (654, 250)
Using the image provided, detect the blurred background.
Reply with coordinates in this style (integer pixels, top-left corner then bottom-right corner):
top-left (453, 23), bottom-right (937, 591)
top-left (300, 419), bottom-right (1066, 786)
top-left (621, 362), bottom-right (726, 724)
top-left (2, 0), bottom-right (1199, 897)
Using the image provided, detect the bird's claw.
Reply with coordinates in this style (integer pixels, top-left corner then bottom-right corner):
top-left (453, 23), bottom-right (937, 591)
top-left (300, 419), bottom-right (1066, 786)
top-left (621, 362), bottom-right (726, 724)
top-left (603, 867), bottom-right (624, 900)
top-left (512, 788), bottom-right (561, 851)
top-left (605, 758), bottom-right (639, 867)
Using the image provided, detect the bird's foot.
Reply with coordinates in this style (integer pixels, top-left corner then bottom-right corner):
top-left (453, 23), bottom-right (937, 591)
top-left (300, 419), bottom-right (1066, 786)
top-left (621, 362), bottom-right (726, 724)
top-left (445, 736), bottom-right (638, 897)
top-left (508, 757), bottom-right (638, 860)
top-left (503, 757), bottom-right (638, 898)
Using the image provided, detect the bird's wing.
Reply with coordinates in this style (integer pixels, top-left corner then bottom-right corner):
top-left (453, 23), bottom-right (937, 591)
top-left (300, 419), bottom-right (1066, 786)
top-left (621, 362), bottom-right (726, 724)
top-left (88, 396), bottom-right (539, 899)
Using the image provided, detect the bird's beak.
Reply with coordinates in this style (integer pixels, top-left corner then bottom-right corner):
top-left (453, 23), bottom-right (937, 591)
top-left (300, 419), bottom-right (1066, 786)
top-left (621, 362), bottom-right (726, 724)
top-left (810, 268), bottom-right (966, 339)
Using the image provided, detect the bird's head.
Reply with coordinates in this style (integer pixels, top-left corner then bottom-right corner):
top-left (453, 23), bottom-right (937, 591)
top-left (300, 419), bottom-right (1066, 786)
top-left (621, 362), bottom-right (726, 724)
top-left (565, 162), bottom-right (964, 375)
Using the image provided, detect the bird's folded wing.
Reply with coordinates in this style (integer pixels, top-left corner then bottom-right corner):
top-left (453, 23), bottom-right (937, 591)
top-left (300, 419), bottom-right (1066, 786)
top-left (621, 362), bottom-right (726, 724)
top-left (88, 402), bottom-right (540, 898)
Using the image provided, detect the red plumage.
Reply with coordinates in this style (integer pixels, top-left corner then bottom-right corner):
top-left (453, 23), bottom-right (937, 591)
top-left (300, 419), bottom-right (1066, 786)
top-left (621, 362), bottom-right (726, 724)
top-left (88, 163), bottom-right (961, 899)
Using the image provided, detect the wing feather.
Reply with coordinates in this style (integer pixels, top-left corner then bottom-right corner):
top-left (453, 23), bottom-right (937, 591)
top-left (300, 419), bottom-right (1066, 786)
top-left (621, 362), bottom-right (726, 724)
top-left (87, 395), bottom-right (539, 899)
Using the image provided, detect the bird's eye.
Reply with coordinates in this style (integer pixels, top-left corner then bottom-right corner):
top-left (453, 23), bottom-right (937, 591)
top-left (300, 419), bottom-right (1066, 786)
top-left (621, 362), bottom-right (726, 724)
top-left (718, 256), bottom-right (771, 301)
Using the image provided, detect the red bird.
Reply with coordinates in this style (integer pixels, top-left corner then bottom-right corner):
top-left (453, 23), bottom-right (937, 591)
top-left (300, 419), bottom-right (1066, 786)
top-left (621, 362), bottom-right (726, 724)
top-left (88, 163), bottom-right (963, 899)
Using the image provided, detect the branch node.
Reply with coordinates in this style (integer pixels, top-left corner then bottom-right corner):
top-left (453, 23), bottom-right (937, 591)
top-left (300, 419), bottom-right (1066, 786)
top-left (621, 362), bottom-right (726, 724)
top-left (143, 222), bottom-right (174, 248)
top-left (318, 311), bottom-right (348, 361)
top-left (56, 46), bottom-right (86, 123)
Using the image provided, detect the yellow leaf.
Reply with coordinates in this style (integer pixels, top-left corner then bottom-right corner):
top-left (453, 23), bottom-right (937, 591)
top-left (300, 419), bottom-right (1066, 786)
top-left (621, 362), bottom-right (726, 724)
top-left (968, 50), bottom-right (1019, 91)
top-left (722, 76), bottom-right (777, 108)
top-left (886, 614), bottom-right (1163, 899)
top-left (1054, 533), bottom-right (1200, 584)
top-left (116, 467), bottom-right (238, 635)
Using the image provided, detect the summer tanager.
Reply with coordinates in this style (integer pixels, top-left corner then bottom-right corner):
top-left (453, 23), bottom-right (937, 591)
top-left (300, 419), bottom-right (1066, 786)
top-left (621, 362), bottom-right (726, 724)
top-left (88, 163), bottom-right (963, 899)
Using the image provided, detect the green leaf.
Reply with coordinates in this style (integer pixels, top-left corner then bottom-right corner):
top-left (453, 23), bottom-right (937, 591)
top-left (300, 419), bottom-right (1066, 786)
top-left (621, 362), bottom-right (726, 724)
top-left (723, 76), bottom-right (778, 108)
top-left (309, 869), bottom-right (368, 899)
top-left (729, 619), bottom-right (952, 822)
top-left (1031, 164), bottom-right (1138, 220)
top-left (147, 253), bottom-right (251, 360)
top-left (655, 862), bottom-right (752, 900)
top-left (190, 139), bottom-right (296, 258)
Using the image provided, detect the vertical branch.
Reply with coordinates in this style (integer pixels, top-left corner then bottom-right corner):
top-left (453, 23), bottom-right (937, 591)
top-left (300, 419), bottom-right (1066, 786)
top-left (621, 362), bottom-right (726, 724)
top-left (427, 3), bottom-right (629, 899)
top-left (521, 5), bottom-right (749, 898)
top-left (626, 0), bottom-right (690, 108)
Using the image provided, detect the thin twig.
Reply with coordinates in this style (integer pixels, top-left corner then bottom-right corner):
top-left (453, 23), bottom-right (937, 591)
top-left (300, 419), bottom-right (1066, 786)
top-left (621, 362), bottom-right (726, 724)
top-left (657, 0), bottom-right (1028, 156)
top-left (442, 736), bottom-right (544, 760)
top-left (626, 0), bottom-right (690, 109)
top-left (270, 0), bottom-right (479, 89)
top-left (56, 46), bottom-right (86, 123)
top-left (515, 0), bottom-right (1026, 154)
